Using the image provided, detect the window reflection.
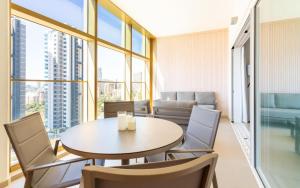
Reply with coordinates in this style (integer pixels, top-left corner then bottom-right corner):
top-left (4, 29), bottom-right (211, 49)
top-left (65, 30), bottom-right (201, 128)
top-left (256, 0), bottom-right (300, 187)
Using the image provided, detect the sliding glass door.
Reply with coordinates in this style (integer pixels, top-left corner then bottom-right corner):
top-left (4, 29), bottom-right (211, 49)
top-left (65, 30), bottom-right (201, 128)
top-left (255, 0), bottom-right (300, 187)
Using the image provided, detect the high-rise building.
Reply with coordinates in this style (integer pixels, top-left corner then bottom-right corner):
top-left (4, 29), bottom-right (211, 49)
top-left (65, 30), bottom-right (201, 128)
top-left (70, 38), bottom-right (83, 127)
top-left (44, 31), bottom-right (82, 134)
top-left (12, 19), bottom-right (26, 120)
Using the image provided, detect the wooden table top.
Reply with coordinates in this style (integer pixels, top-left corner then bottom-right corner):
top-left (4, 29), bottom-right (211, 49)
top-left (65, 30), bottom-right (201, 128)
top-left (61, 117), bottom-right (183, 159)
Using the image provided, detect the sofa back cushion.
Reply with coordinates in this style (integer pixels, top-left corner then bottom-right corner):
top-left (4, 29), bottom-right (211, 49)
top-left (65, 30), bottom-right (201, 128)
top-left (161, 92), bottom-right (177, 100)
top-left (275, 93), bottom-right (300, 109)
top-left (177, 92), bottom-right (195, 101)
top-left (261, 93), bottom-right (276, 108)
top-left (195, 92), bottom-right (215, 105)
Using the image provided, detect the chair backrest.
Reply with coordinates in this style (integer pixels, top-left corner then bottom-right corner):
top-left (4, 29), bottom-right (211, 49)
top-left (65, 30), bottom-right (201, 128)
top-left (4, 112), bottom-right (56, 176)
top-left (82, 153), bottom-right (218, 188)
top-left (184, 106), bottom-right (221, 150)
top-left (104, 101), bottom-right (134, 118)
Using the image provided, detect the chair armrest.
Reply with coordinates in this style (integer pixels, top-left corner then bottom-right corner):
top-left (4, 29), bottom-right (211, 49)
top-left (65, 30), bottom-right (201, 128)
top-left (26, 157), bottom-right (89, 172)
top-left (166, 149), bottom-right (214, 154)
top-left (53, 139), bottom-right (60, 155)
top-left (165, 149), bottom-right (214, 160)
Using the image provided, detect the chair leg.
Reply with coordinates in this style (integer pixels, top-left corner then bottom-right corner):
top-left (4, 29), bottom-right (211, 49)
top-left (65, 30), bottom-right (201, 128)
top-left (213, 172), bottom-right (218, 188)
top-left (24, 172), bottom-right (33, 188)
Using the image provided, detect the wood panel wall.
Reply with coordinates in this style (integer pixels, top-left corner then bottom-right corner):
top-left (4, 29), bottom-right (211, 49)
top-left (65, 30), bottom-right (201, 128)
top-left (153, 29), bottom-right (229, 116)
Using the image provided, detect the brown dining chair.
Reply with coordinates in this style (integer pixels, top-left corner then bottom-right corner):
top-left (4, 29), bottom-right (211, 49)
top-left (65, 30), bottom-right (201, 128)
top-left (80, 153), bottom-right (218, 188)
top-left (4, 112), bottom-right (100, 188)
top-left (104, 101), bottom-right (134, 118)
top-left (146, 106), bottom-right (221, 187)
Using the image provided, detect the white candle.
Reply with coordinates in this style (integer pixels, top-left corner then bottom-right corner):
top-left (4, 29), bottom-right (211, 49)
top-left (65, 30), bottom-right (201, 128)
top-left (128, 117), bottom-right (136, 131)
top-left (118, 114), bottom-right (127, 131)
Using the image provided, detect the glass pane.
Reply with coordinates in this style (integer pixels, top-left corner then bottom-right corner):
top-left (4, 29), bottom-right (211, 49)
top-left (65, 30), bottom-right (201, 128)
top-left (11, 17), bottom-right (85, 81)
top-left (97, 46), bottom-right (125, 82)
top-left (97, 82), bottom-right (125, 118)
top-left (132, 83), bottom-right (146, 101)
top-left (11, 81), bottom-right (83, 140)
top-left (12, 0), bottom-right (86, 31)
top-left (98, 4), bottom-right (124, 47)
top-left (132, 28), bottom-right (145, 55)
top-left (132, 57), bottom-right (145, 82)
top-left (255, 0), bottom-right (300, 187)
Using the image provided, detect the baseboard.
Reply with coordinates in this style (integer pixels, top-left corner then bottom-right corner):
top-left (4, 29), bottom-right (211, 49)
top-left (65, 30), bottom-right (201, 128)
top-left (0, 179), bottom-right (9, 188)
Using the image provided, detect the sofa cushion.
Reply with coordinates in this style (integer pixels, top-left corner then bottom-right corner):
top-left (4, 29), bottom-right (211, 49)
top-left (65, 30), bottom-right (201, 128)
top-left (197, 105), bottom-right (216, 110)
top-left (154, 100), bottom-right (197, 109)
top-left (177, 92), bottom-right (195, 101)
top-left (261, 93), bottom-right (275, 108)
top-left (261, 108), bottom-right (300, 121)
top-left (195, 92), bottom-right (215, 105)
top-left (275, 93), bottom-right (300, 109)
top-left (161, 92), bottom-right (177, 100)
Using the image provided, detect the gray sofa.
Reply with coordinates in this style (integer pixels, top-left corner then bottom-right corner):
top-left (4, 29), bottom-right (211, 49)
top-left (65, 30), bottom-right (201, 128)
top-left (134, 100), bottom-right (151, 117)
top-left (261, 93), bottom-right (300, 124)
top-left (153, 92), bottom-right (216, 126)
top-left (261, 93), bottom-right (300, 136)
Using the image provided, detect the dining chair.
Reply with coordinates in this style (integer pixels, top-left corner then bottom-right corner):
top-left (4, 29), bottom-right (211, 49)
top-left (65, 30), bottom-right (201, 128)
top-left (4, 112), bottom-right (101, 188)
top-left (104, 101), bottom-right (134, 118)
top-left (146, 106), bottom-right (221, 187)
top-left (80, 153), bottom-right (218, 188)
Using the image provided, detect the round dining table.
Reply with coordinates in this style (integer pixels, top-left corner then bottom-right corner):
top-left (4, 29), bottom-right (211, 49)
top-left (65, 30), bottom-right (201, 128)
top-left (61, 117), bottom-right (183, 165)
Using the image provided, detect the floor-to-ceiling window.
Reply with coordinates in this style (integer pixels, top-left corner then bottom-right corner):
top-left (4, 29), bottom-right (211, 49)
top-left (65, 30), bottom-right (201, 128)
top-left (132, 57), bottom-right (150, 100)
top-left (9, 0), bottom-right (153, 171)
top-left (255, 0), bottom-right (300, 187)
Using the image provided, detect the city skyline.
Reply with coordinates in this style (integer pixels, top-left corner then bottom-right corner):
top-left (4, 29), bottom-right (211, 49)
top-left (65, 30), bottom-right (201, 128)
top-left (12, 18), bottom-right (83, 139)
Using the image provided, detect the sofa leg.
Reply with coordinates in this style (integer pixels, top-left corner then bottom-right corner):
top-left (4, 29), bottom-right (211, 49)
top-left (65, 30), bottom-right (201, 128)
top-left (295, 125), bottom-right (300, 154)
top-left (287, 121), bottom-right (295, 137)
top-left (291, 126), bottom-right (295, 137)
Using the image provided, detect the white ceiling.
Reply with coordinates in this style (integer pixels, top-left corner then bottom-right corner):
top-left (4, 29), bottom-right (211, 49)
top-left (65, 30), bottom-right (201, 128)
top-left (111, 0), bottom-right (234, 37)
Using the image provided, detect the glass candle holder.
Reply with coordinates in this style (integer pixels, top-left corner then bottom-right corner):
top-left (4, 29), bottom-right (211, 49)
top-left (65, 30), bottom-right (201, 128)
top-left (117, 111), bottom-right (127, 131)
top-left (128, 116), bottom-right (136, 131)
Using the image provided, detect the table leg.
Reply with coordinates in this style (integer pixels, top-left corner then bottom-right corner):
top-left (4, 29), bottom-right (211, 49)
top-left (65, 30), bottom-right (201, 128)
top-left (121, 159), bottom-right (130, 165)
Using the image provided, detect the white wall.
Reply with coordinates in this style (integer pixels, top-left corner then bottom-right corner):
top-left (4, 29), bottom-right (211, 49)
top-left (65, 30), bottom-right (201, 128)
top-left (153, 29), bottom-right (229, 116)
top-left (0, 0), bottom-right (11, 184)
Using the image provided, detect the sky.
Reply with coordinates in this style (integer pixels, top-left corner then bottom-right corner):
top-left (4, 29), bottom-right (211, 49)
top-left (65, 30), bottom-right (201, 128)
top-left (12, 0), bottom-right (144, 83)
